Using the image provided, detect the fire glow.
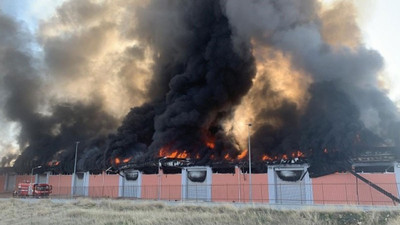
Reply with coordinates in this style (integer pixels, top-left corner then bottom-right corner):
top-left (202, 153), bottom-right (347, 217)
top-left (224, 149), bottom-right (248, 161)
top-left (159, 146), bottom-right (189, 159)
top-left (47, 160), bottom-right (60, 167)
top-left (113, 156), bottom-right (133, 165)
top-left (262, 150), bottom-right (305, 161)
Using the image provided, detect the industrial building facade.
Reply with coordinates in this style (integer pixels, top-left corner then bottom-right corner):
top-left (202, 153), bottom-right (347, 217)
top-left (1, 163), bottom-right (400, 206)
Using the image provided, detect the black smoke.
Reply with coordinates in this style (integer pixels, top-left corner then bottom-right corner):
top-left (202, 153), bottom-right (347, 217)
top-left (1, 0), bottom-right (400, 176)
top-left (107, 0), bottom-right (256, 163)
top-left (251, 82), bottom-right (383, 160)
top-left (101, 0), bottom-right (400, 172)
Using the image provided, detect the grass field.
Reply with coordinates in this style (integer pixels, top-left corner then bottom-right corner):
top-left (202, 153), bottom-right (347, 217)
top-left (1, 199), bottom-right (400, 225)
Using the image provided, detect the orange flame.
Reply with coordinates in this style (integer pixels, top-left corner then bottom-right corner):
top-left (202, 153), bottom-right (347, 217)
top-left (122, 157), bottom-right (132, 163)
top-left (262, 154), bottom-right (272, 161)
top-left (205, 135), bottom-right (216, 149)
top-left (323, 148), bottom-right (328, 154)
top-left (169, 151), bottom-right (178, 158)
top-left (224, 153), bottom-right (232, 160)
top-left (47, 160), bottom-right (60, 166)
top-left (159, 147), bottom-right (189, 159)
top-left (206, 141), bottom-right (215, 149)
top-left (291, 150), bottom-right (305, 158)
top-left (177, 151), bottom-right (188, 158)
top-left (159, 146), bottom-right (168, 157)
top-left (262, 151), bottom-right (305, 161)
top-left (114, 158), bottom-right (121, 164)
top-left (237, 149), bottom-right (248, 160)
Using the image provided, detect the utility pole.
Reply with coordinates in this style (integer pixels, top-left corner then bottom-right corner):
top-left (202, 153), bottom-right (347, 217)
top-left (248, 123), bottom-right (252, 202)
top-left (71, 141), bottom-right (79, 197)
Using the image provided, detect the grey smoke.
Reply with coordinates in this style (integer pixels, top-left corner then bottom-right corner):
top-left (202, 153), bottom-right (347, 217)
top-left (0, 10), bottom-right (118, 173)
top-left (224, 0), bottom-right (400, 165)
top-left (1, 0), bottom-right (399, 175)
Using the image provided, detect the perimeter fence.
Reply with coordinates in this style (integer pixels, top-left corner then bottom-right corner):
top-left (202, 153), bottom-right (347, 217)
top-left (3, 183), bottom-right (399, 206)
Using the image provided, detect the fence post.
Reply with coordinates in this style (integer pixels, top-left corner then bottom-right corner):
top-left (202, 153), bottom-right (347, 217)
top-left (356, 177), bottom-right (360, 205)
top-left (261, 184), bottom-right (264, 203)
top-left (195, 184), bottom-right (198, 202)
top-left (58, 174), bottom-right (61, 197)
top-left (226, 184), bottom-right (228, 202)
top-left (321, 183), bottom-right (325, 205)
top-left (345, 183), bottom-right (348, 204)
top-left (369, 184), bottom-right (374, 205)
top-left (300, 183), bottom-right (303, 204)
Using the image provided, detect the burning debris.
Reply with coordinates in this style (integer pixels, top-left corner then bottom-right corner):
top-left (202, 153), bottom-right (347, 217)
top-left (0, 0), bottom-right (399, 176)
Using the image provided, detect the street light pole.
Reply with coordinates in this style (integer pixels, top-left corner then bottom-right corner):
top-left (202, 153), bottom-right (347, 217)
top-left (72, 141), bottom-right (79, 197)
top-left (248, 123), bottom-right (252, 202)
top-left (30, 166), bottom-right (42, 184)
top-left (158, 157), bottom-right (167, 200)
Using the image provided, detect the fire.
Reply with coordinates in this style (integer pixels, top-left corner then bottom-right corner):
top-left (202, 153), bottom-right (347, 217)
top-left (177, 151), bottom-right (188, 158)
top-left (114, 157), bottom-right (121, 164)
top-left (291, 150), bottom-right (305, 158)
top-left (323, 148), bottom-right (328, 154)
top-left (169, 151), bottom-right (178, 158)
top-left (262, 150), bottom-right (305, 161)
top-left (262, 154), bottom-right (272, 161)
top-left (159, 146), bottom-right (168, 157)
top-left (237, 149), bottom-right (248, 160)
top-left (224, 153), bottom-right (232, 160)
top-left (47, 160), bottom-right (60, 166)
top-left (122, 157), bottom-right (132, 163)
top-left (159, 147), bottom-right (189, 159)
top-left (113, 157), bottom-right (132, 165)
top-left (223, 150), bottom-right (248, 161)
top-left (206, 141), bottom-right (215, 149)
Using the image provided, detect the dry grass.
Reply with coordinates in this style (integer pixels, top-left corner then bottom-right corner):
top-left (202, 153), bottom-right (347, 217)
top-left (0, 198), bottom-right (400, 225)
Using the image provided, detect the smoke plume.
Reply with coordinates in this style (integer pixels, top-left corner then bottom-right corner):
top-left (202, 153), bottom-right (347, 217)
top-left (0, 0), bottom-right (399, 175)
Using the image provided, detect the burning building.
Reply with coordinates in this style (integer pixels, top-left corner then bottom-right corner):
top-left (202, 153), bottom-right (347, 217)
top-left (1, 0), bottom-right (400, 204)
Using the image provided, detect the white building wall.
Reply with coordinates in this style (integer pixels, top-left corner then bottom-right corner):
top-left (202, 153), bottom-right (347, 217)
top-left (71, 171), bottom-right (89, 196)
top-left (118, 169), bottom-right (142, 198)
top-left (181, 166), bottom-right (212, 201)
top-left (394, 162), bottom-right (400, 198)
top-left (268, 164), bottom-right (313, 204)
